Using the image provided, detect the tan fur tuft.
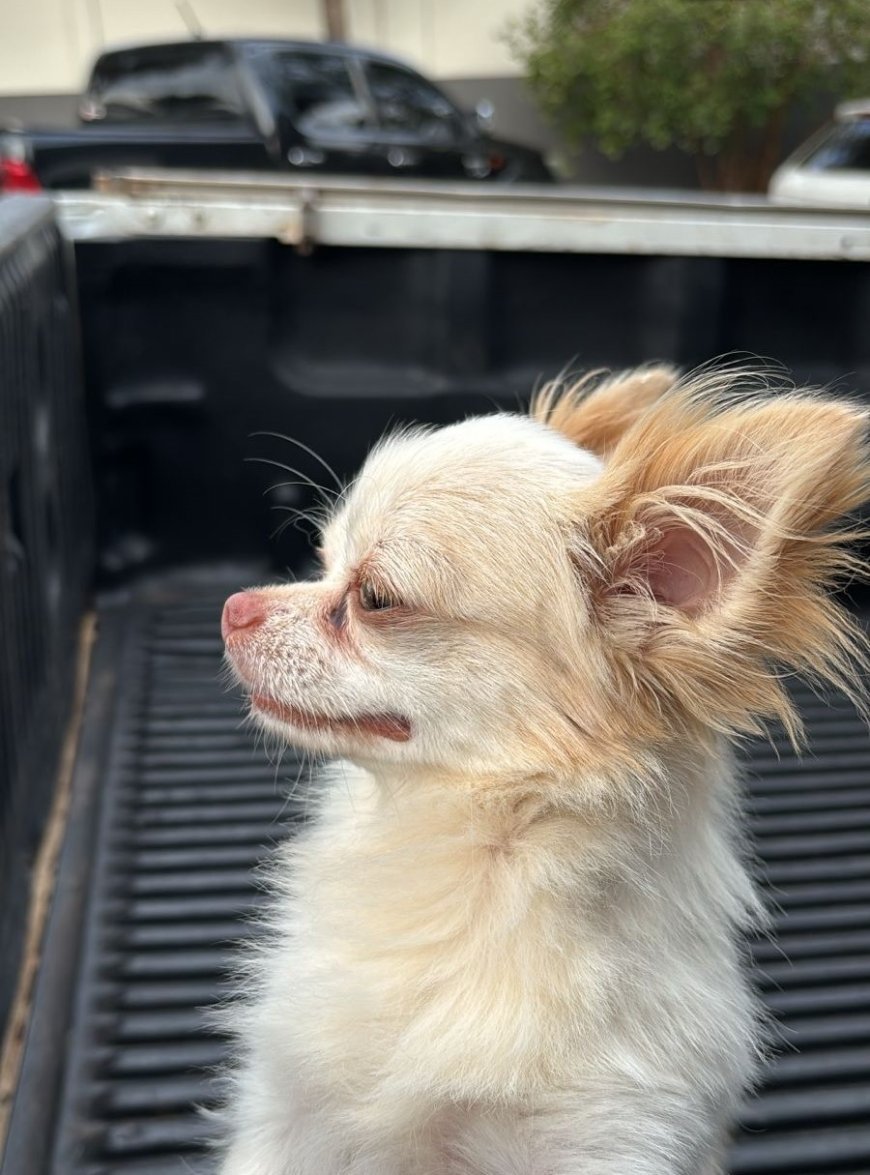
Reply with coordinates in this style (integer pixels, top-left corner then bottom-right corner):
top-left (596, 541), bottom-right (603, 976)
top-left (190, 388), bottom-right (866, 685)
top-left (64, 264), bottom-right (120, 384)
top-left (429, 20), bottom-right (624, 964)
top-left (564, 372), bottom-right (870, 748)
top-left (532, 364), bottom-right (679, 456)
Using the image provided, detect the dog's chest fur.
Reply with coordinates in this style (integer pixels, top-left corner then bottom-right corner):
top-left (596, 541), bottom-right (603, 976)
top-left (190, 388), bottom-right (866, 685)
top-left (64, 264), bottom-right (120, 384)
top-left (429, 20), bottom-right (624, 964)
top-left (262, 758), bottom-right (756, 1116)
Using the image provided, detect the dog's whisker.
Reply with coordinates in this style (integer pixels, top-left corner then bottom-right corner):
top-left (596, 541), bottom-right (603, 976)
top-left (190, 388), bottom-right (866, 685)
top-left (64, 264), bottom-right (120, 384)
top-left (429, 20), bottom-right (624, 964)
top-left (245, 456), bottom-right (337, 503)
top-left (250, 430), bottom-right (344, 494)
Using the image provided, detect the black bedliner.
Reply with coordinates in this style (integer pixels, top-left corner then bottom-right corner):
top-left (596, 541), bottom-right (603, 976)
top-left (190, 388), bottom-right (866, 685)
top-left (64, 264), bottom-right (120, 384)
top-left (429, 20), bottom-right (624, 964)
top-left (4, 196), bottom-right (870, 1175)
top-left (2, 567), bottom-right (869, 1175)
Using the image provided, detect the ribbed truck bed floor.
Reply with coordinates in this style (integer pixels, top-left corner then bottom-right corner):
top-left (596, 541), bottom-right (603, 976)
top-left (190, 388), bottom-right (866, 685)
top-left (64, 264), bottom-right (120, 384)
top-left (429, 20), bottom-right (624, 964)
top-left (3, 567), bottom-right (870, 1175)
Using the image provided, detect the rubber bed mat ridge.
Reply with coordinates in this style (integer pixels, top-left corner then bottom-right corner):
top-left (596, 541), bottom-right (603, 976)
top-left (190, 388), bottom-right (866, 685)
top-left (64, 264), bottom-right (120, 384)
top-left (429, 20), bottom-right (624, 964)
top-left (3, 569), bottom-right (870, 1175)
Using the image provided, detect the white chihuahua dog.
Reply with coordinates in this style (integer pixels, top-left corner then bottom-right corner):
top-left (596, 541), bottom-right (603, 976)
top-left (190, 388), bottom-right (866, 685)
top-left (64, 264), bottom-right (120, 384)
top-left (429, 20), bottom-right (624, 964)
top-left (220, 365), bottom-right (868, 1175)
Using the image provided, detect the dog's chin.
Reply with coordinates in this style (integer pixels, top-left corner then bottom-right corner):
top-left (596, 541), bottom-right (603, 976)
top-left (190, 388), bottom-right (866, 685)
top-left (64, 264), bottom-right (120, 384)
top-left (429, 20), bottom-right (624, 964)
top-left (249, 692), bottom-right (412, 747)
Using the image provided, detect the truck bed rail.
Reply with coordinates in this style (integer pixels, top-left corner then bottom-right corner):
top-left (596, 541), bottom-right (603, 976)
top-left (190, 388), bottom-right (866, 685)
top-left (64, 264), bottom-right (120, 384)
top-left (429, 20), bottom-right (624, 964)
top-left (52, 169), bottom-right (870, 261)
top-left (0, 197), bottom-right (92, 1043)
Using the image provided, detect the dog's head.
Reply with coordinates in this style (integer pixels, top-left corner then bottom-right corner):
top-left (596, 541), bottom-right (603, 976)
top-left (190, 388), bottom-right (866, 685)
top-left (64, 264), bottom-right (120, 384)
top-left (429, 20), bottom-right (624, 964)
top-left (223, 365), bottom-right (869, 783)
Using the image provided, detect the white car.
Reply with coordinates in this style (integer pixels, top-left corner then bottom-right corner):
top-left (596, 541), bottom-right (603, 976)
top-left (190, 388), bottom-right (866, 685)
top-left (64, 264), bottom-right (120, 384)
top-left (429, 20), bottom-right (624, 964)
top-left (769, 100), bottom-right (870, 208)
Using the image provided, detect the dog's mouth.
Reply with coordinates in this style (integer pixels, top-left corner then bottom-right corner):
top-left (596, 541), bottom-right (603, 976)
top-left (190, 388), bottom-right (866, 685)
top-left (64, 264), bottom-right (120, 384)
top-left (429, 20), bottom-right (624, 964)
top-left (251, 693), bottom-right (412, 743)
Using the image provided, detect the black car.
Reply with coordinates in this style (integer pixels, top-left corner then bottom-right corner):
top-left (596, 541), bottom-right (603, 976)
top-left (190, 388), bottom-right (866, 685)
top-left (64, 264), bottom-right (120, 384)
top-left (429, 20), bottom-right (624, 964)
top-left (1, 39), bottom-right (553, 192)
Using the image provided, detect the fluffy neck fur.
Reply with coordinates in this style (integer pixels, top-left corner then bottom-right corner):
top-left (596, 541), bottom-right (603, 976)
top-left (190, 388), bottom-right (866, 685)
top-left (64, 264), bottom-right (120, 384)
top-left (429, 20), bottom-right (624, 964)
top-left (283, 740), bottom-right (760, 1118)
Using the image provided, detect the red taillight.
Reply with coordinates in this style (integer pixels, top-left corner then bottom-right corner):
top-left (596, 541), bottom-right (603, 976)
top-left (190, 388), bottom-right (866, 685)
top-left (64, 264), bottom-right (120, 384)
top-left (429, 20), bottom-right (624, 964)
top-left (0, 157), bottom-right (42, 193)
top-left (487, 152), bottom-right (507, 173)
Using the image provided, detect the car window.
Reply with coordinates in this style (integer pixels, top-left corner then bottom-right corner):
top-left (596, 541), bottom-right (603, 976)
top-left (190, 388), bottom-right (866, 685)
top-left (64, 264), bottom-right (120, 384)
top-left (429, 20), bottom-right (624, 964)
top-left (256, 50), bottom-right (372, 138)
top-left (88, 45), bottom-right (244, 123)
top-left (365, 62), bottom-right (462, 144)
top-left (804, 120), bottom-right (870, 171)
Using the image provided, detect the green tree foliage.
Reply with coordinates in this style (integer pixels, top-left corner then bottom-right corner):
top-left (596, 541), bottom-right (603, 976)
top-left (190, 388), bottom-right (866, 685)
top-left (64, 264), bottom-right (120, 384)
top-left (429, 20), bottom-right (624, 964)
top-left (507, 0), bottom-right (870, 190)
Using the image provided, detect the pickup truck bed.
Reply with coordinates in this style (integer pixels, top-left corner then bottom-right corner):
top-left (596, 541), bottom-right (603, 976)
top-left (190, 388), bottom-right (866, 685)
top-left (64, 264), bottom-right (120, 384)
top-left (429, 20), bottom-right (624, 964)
top-left (3, 188), bottom-right (870, 1175)
top-left (4, 567), bottom-right (870, 1175)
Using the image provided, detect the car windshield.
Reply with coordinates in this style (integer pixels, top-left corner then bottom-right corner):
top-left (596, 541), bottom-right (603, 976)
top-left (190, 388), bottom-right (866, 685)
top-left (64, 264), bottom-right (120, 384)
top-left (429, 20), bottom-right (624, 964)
top-left (803, 119), bottom-right (870, 171)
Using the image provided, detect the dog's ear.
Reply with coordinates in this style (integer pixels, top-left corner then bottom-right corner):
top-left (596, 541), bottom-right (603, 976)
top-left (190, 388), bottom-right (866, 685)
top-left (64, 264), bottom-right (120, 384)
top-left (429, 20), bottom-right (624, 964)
top-left (573, 382), bottom-right (870, 740)
top-left (533, 365), bottom-right (678, 457)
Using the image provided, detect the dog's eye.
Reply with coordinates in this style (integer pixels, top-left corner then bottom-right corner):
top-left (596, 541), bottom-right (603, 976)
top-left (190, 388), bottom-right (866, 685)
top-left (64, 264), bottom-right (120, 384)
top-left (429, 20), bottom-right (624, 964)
top-left (358, 578), bottom-right (399, 612)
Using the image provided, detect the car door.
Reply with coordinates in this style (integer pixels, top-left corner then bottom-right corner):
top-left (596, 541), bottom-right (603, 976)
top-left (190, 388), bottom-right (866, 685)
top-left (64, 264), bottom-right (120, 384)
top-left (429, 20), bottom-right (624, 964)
top-left (255, 48), bottom-right (378, 176)
top-left (360, 60), bottom-right (473, 180)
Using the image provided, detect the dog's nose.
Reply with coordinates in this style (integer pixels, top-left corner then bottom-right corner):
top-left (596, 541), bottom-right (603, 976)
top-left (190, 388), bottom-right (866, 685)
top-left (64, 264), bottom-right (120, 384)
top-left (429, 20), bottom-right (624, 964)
top-left (222, 592), bottom-right (267, 641)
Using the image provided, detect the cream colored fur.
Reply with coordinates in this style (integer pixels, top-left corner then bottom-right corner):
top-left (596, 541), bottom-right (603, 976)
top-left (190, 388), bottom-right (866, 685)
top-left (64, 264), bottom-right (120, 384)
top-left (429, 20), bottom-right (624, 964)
top-left (220, 364), bottom-right (869, 1174)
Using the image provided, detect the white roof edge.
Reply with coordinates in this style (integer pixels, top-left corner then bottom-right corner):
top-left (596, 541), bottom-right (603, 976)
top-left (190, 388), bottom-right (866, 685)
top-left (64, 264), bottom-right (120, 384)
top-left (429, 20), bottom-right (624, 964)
top-left (835, 99), bottom-right (870, 121)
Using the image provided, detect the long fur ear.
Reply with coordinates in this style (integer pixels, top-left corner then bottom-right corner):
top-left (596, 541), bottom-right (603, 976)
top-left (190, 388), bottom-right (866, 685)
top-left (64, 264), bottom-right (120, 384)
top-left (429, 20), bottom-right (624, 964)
top-left (568, 372), bottom-right (870, 745)
top-left (532, 365), bottom-right (679, 457)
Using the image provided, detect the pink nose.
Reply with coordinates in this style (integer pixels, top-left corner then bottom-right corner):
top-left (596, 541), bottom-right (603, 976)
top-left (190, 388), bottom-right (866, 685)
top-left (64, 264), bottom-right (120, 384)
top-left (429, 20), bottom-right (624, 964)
top-left (222, 591), bottom-right (268, 641)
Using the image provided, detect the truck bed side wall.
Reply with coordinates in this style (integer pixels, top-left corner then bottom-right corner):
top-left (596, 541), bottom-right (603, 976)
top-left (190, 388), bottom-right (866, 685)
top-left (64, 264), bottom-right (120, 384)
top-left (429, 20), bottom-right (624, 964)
top-left (0, 199), bottom-right (93, 1034)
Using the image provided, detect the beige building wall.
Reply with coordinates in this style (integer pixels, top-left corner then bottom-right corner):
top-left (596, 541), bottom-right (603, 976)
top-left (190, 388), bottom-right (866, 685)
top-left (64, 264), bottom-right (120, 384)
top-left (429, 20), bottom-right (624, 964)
top-left (0, 0), bottom-right (529, 96)
top-left (347, 0), bottom-right (524, 78)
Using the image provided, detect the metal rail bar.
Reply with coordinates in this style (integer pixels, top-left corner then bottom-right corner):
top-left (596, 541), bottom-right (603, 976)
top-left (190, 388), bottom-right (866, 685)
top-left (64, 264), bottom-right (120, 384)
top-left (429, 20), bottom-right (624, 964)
top-left (51, 169), bottom-right (870, 260)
